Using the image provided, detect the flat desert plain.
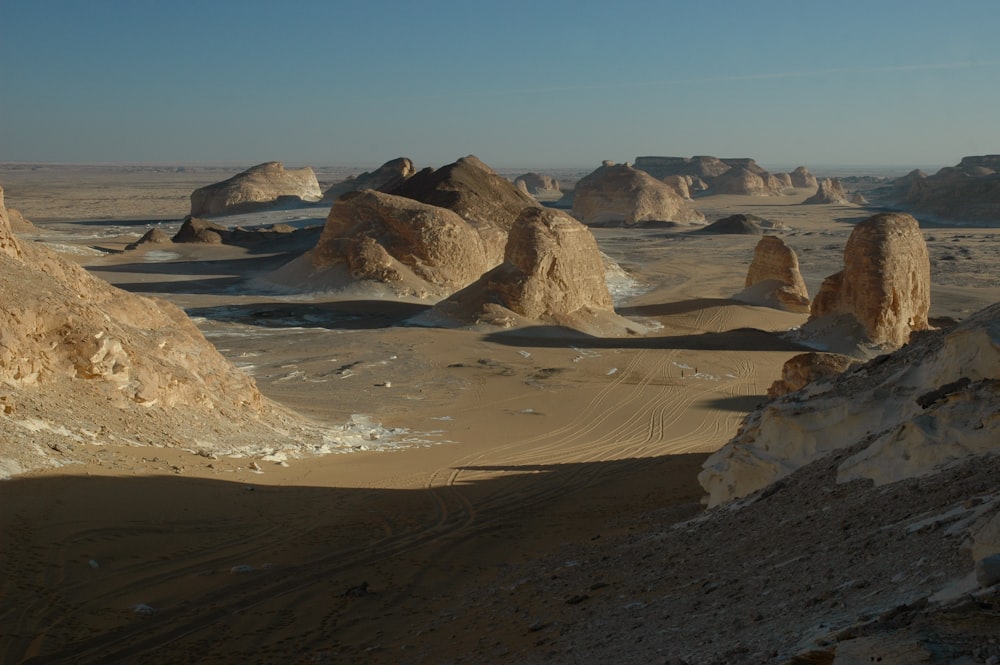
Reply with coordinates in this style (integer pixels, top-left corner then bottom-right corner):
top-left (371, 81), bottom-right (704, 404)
top-left (2, 164), bottom-right (1000, 664)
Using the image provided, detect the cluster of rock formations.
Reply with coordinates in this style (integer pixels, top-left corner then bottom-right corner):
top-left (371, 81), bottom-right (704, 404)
top-left (190, 162), bottom-right (322, 217)
top-left (631, 156), bottom-right (817, 197)
top-left (892, 154), bottom-right (1000, 222)
top-left (736, 235), bottom-right (810, 312)
top-left (0, 183), bottom-right (319, 476)
top-left (802, 177), bottom-right (850, 204)
top-left (513, 172), bottom-right (561, 198)
top-left (569, 161), bottom-right (705, 226)
top-left (804, 212), bottom-right (930, 352)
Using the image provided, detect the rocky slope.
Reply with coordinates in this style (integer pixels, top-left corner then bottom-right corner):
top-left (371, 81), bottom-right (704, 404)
top-left (189, 162), bottom-right (322, 217)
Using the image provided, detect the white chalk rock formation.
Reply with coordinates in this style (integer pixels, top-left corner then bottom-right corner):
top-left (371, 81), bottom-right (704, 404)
top-left (514, 172), bottom-right (562, 198)
top-left (788, 165), bottom-right (818, 189)
top-left (804, 212), bottom-right (930, 352)
top-left (190, 162), bottom-right (322, 217)
top-left (803, 177), bottom-right (850, 204)
top-left (571, 162), bottom-right (705, 226)
top-left (735, 235), bottom-right (810, 312)
top-left (323, 157), bottom-right (416, 201)
top-left (699, 300), bottom-right (1000, 507)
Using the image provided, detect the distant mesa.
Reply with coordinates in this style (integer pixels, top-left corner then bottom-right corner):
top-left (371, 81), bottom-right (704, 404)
top-left (892, 155), bottom-right (1000, 222)
top-left (631, 156), bottom-right (803, 196)
top-left (802, 212), bottom-right (931, 354)
top-left (734, 235), bottom-right (810, 313)
top-left (570, 161), bottom-right (705, 226)
top-left (700, 300), bottom-right (1000, 507)
top-left (802, 177), bottom-right (850, 204)
top-left (513, 172), bottom-right (562, 199)
top-left (323, 157), bottom-right (416, 202)
top-left (766, 351), bottom-right (857, 398)
top-left (189, 161), bottom-right (322, 217)
top-left (266, 190), bottom-right (497, 299)
top-left (698, 213), bottom-right (765, 235)
top-left (421, 207), bottom-right (645, 336)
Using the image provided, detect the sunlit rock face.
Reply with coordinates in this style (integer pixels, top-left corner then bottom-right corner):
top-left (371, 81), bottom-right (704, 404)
top-left (190, 161), bottom-right (321, 216)
top-left (571, 162), bottom-right (705, 226)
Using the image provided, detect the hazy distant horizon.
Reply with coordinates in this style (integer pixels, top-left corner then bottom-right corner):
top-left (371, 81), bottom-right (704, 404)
top-left (3, 2), bottom-right (998, 170)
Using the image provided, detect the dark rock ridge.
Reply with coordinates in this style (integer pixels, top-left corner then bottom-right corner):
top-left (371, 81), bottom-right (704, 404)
top-left (189, 162), bottom-right (322, 217)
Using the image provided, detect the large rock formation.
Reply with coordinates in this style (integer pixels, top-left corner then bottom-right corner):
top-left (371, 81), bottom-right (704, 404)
top-left (323, 157), bottom-right (416, 201)
top-left (0, 186), bottom-right (324, 477)
top-left (267, 190), bottom-right (496, 298)
top-left (189, 162), bottom-right (322, 217)
top-left (803, 177), bottom-right (850, 204)
top-left (788, 165), bottom-right (818, 189)
top-left (894, 155), bottom-right (1000, 222)
top-left (513, 172), bottom-right (561, 198)
top-left (422, 207), bottom-right (644, 335)
top-left (632, 156), bottom-right (793, 196)
top-left (735, 235), bottom-right (810, 312)
top-left (570, 162), bottom-right (705, 226)
top-left (709, 167), bottom-right (785, 196)
top-left (699, 300), bottom-right (1000, 507)
top-left (804, 212), bottom-right (930, 352)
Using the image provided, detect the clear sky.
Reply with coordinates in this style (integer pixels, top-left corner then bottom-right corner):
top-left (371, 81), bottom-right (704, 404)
top-left (1, 0), bottom-right (998, 170)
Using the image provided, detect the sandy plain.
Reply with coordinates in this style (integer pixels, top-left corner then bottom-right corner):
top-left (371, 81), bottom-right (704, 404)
top-left (1, 163), bottom-right (1000, 664)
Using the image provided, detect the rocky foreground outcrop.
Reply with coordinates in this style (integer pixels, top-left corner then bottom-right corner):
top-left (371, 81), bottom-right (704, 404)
top-left (323, 157), bottom-right (416, 201)
top-left (735, 235), bottom-right (810, 312)
top-left (700, 300), bottom-right (1000, 508)
top-left (803, 177), bottom-right (850, 204)
top-left (803, 212), bottom-right (931, 353)
top-left (570, 161), bottom-right (705, 226)
top-left (266, 190), bottom-right (497, 298)
top-left (189, 162), bottom-right (322, 217)
top-left (893, 154), bottom-right (1000, 222)
top-left (422, 207), bottom-right (644, 335)
top-left (0, 186), bottom-right (329, 477)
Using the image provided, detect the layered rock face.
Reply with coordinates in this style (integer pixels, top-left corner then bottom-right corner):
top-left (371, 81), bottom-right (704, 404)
top-left (323, 157), bottom-right (416, 201)
top-left (736, 235), bottom-right (810, 312)
top-left (803, 177), bottom-right (849, 204)
top-left (190, 162), bottom-right (322, 217)
top-left (307, 190), bottom-right (494, 294)
top-left (426, 207), bottom-right (640, 335)
top-left (513, 172), bottom-right (561, 198)
top-left (699, 301), bottom-right (1000, 508)
top-left (806, 212), bottom-right (930, 350)
top-left (788, 165), bottom-right (818, 189)
top-left (894, 155), bottom-right (1000, 222)
top-left (766, 351), bottom-right (857, 397)
top-left (571, 162), bottom-right (705, 225)
top-left (0, 189), bottom-right (312, 476)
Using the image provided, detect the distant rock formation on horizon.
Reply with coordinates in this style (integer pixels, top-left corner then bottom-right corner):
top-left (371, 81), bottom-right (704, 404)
top-left (570, 161), bottom-right (705, 226)
top-left (420, 207), bottom-right (645, 336)
top-left (802, 212), bottom-right (931, 354)
top-left (892, 155), bottom-right (1000, 222)
top-left (322, 157), bottom-right (416, 202)
top-left (803, 177), bottom-right (850, 204)
top-left (189, 162), bottom-right (322, 217)
top-left (735, 235), bottom-right (810, 313)
top-left (513, 172), bottom-right (562, 199)
top-left (788, 165), bottom-right (819, 189)
top-left (632, 156), bottom-right (795, 196)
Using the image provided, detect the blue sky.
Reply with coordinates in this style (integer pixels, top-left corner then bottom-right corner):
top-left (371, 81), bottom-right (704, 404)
top-left (1, 0), bottom-right (998, 169)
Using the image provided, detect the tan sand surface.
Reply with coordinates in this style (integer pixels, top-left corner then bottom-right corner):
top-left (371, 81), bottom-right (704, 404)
top-left (2, 168), bottom-right (999, 663)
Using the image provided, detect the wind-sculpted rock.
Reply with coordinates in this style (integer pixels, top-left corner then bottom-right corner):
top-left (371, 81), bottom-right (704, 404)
top-left (736, 235), bottom-right (810, 312)
top-left (190, 162), bottom-right (322, 217)
top-left (571, 162), bottom-right (704, 226)
top-left (514, 172), bottom-right (561, 198)
top-left (788, 165), bottom-right (818, 189)
top-left (323, 157), bottom-right (416, 201)
top-left (803, 177), bottom-right (850, 204)
top-left (804, 212), bottom-right (930, 352)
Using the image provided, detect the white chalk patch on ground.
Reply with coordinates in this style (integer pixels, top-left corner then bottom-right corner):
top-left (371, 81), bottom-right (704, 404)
top-left (143, 250), bottom-right (182, 262)
top-left (606, 367), bottom-right (618, 376)
top-left (38, 242), bottom-right (109, 256)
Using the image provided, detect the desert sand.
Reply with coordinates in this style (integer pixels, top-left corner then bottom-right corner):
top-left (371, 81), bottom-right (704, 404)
top-left (2, 163), bottom-right (1000, 663)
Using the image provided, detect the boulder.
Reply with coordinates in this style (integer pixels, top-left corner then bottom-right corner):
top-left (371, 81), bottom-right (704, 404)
top-left (571, 162), bottom-right (705, 226)
top-left (424, 207), bottom-right (644, 336)
top-left (735, 235), bottom-right (810, 312)
top-left (513, 172), bottom-right (562, 198)
top-left (803, 178), bottom-right (850, 204)
top-left (805, 212), bottom-right (931, 351)
top-left (172, 216), bottom-right (228, 244)
top-left (189, 162), bottom-right (322, 217)
top-left (323, 157), bottom-right (416, 201)
top-left (766, 352), bottom-right (857, 397)
top-left (699, 300), bottom-right (1000, 507)
top-left (788, 166), bottom-right (818, 189)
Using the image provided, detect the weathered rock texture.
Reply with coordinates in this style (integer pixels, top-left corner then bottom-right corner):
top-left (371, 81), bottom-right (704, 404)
top-left (805, 212), bottom-right (930, 351)
top-left (788, 165), bottom-right (819, 189)
top-left (425, 207), bottom-right (642, 335)
top-left (0, 188), bottom-right (323, 477)
top-left (632, 156), bottom-right (794, 196)
top-left (323, 157), bottom-right (416, 201)
top-left (735, 235), bottom-right (810, 312)
top-left (803, 177), bottom-right (850, 204)
top-left (513, 172), bottom-right (561, 198)
top-left (766, 351), bottom-right (857, 397)
top-left (894, 155), bottom-right (1000, 222)
top-left (189, 162), bottom-right (322, 217)
top-left (300, 190), bottom-right (494, 296)
top-left (570, 162), bottom-right (705, 226)
top-left (700, 300), bottom-right (1000, 507)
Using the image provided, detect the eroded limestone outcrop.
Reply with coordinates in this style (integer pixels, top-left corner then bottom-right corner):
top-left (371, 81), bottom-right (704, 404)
top-left (803, 177), bottom-right (850, 204)
top-left (323, 157), bottom-right (416, 202)
top-left (735, 235), bottom-right (810, 313)
top-left (190, 162), bottom-right (322, 217)
top-left (571, 162), bottom-right (705, 226)
top-left (514, 172), bottom-right (561, 198)
top-left (893, 155), bottom-right (1000, 222)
